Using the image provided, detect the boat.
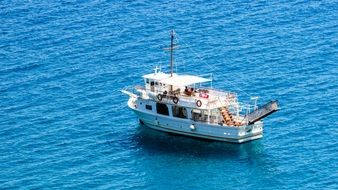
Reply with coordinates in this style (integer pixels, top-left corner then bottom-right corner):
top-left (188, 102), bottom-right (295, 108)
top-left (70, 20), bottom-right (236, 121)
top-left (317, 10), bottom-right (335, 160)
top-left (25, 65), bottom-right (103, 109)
top-left (122, 30), bottom-right (279, 143)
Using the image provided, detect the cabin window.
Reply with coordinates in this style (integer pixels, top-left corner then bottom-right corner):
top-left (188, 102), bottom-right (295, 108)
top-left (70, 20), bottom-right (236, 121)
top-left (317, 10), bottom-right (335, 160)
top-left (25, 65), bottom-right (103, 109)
top-left (146, 79), bottom-right (149, 84)
top-left (145, 105), bottom-right (152, 110)
top-left (202, 110), bottom-right (210, 121)
top-left (156, 103), bottom-right (169, 116)
top-left (207, 109), bottom-right (218, 123)
top-left (150, 81), bottom-right (155, 92)
top-left (172, 106), bottom-right (187, 119)
top-left (191, 109), bottom-right (203, 121)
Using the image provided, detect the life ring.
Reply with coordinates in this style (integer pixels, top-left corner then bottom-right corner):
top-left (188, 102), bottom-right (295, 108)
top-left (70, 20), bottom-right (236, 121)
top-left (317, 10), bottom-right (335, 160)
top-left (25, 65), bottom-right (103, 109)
top-left (157, 94), bottom-right (162, 101)
top-left (196, 100), bottom-right (202, 107)
top-left (173, 97), bottom-right (179, 104)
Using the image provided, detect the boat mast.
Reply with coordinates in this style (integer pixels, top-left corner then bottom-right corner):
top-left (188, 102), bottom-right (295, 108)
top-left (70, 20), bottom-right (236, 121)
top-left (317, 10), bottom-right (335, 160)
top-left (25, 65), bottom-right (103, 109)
top-left (170, 30), bottom-right (174, 77)
top-left (164, 30), bottom-right (177, 77)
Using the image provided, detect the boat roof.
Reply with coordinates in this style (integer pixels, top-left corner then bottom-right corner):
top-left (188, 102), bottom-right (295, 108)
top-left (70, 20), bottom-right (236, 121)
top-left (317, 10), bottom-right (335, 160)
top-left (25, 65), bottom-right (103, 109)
top-left (142, 72), bottom-right (170, 80)
top-left (159, 74), bottom-right (211, 86)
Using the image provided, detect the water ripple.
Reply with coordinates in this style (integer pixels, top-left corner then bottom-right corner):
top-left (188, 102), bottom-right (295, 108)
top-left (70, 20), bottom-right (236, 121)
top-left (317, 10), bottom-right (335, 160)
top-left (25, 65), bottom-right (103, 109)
top-left (0, 0), bottom-right (337, 189)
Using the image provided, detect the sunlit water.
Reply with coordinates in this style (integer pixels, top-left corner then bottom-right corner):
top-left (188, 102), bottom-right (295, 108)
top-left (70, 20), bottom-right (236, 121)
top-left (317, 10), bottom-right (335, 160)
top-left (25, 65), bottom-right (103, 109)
top-left (1, 1), bottom-right (337, 189)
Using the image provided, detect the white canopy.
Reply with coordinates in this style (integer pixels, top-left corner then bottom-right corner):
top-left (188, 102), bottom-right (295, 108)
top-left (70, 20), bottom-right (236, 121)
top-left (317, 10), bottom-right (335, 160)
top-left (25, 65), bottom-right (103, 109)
top-left (159, 74), bottom-right (211, 86)
top-left (142, 72), bottom-right (170, 80)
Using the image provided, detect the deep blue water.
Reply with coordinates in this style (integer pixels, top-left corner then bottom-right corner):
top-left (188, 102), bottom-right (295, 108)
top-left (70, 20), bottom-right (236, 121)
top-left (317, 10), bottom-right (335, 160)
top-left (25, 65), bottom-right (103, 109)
top-left (1, 0), bottom-right (337, 189)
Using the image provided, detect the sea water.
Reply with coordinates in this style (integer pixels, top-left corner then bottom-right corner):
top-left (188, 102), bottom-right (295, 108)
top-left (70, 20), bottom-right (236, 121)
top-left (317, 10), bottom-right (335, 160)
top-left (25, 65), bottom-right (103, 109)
top-left (1, 1), bottom-right (337, 189)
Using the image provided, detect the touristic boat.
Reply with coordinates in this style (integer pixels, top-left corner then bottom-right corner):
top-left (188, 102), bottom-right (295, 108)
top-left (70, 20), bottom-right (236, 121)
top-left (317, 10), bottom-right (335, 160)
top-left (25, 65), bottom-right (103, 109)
top-left (122, 31), bottom-right (279, 143)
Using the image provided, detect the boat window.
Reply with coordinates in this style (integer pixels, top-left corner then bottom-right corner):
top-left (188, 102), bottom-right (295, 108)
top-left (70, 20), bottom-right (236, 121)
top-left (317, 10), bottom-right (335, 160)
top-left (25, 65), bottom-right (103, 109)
top-left (191, 109), bottom-right (203, 121)
top-left (155, 82), bottom-right (158, 85)
top-left (156, 103), bottom-right (169, 116)
top-left (145, 105), bottom-right (152, 110)
top-left (206, 109), bottom-right (218, 123)
top-left (172, 106), bottom-right (187, 119)
top-left (150, 81), bottom-right (154, 86)
top-left (146, 79), bottom-right (149, 84)
top-left (202, 110), bottom-right (210, 121)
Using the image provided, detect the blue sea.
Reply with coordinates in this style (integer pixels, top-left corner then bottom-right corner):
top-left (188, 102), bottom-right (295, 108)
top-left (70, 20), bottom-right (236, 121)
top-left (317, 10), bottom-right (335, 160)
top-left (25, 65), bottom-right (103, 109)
top-left (1, 0), bottom-right (337, 189)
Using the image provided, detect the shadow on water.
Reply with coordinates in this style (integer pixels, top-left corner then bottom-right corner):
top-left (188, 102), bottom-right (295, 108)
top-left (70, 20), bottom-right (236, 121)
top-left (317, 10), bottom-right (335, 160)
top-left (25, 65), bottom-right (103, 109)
top-left (107, 123), bottom-right (281, 180)
top-left (131, 124), bottom-right (267, 160)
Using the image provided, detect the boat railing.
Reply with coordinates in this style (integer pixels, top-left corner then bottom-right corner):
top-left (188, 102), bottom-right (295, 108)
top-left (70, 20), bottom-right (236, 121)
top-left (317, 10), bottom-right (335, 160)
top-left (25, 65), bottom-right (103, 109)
top-left (143, 87), bottom-right (254, 117)
top-left (207, 88), bottom-right (238, 103)
top-left (121, 85), bottom-right (134, 93)
top-left (205, 87), bottom-right (237, 98)
top-left (121, 85), bottom-right (144, 97)
top-left (191, 115), bottom-right (223, 124)
top-left (135, 85), bottom-right (144, 89)
top-left (240, 102), bottom-right (257, 113)
top-left (190, 109), bottom-right (224, 124)
top-left (236, 103), bottom-right (257, 124)
top-left (151, 87), bottom-right (238, 106)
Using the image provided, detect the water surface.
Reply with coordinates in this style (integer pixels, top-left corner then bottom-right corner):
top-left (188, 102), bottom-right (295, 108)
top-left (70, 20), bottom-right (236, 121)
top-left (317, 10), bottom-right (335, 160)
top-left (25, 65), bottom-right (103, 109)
top-left (1, 0), bottom-right (337, 189)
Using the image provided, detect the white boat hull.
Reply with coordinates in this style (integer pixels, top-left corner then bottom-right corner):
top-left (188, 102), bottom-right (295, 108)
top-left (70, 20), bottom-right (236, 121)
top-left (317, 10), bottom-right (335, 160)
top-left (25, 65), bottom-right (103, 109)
top-left (128, 97), bottom-right (263, 143)
top-left (121, 31), bottom-right (278, 143)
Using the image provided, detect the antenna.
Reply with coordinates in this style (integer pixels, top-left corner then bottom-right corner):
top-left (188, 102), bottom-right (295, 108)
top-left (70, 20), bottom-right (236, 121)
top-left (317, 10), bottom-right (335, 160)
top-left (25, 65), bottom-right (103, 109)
top-left (163, 30), bottom-right (178, 77)
top-left (170, 30), bottom-right (174, 77)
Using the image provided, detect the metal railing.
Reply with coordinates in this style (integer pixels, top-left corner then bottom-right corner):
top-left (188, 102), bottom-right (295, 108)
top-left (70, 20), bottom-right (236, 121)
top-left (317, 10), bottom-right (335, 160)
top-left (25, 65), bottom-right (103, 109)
top-left (245, 100), bottom-right (279, 124)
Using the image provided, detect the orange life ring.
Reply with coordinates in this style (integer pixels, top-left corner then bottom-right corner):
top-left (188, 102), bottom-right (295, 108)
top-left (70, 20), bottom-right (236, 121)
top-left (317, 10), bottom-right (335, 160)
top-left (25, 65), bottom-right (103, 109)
top-left (196, 100), bottom-right (202, 107)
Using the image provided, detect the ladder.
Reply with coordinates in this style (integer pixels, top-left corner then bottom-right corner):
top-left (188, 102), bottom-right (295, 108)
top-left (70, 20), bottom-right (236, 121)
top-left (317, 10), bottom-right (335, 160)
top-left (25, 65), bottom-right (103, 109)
top-left (245, 100), bottom-right (279, 125)
top-left (219, 107), bottom-right (243, 127)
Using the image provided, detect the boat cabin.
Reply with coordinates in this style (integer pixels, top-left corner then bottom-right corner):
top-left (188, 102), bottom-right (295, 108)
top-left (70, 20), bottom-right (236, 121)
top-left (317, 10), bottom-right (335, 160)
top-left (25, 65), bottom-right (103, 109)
top-left (140, 70), bottom-right (228, 124)
top-left (143, 70), bottom-right (212, 98)
top-left (143, 72), bottom-right (170, 93)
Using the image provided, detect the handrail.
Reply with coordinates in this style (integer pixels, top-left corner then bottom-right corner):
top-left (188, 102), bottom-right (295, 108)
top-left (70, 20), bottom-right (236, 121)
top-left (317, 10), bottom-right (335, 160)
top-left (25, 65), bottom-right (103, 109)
top-left (121, 85), bottom-right (142, 97)
top-left (245, 100), bottom-right (279, 124)
top-left (132, 86), bottom-right (256, 116)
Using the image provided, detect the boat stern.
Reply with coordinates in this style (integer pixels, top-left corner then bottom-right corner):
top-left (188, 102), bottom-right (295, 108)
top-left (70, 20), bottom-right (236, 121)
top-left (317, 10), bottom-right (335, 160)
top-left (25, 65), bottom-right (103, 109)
top-left (235, 122), bottom-right (263, 143)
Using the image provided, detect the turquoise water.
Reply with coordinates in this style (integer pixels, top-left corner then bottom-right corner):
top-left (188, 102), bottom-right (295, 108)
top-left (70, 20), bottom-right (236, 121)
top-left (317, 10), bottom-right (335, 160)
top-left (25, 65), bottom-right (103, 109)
top-left (1, 0), bottom-right (337, 189)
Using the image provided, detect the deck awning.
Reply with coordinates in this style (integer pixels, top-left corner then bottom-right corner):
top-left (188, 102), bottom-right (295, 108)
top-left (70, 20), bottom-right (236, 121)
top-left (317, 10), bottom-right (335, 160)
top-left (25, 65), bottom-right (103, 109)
top-left (142, 72), bottom-right (170, 80)
top-left (159, 74), bottom-right (211, 87)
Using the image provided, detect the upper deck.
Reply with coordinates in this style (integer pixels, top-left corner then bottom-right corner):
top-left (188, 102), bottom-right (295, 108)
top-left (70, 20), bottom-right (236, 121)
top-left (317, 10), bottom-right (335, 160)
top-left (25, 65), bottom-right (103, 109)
top-left (149, 87), bottom-right (239, 110)
top-left (139, 71), bottom-right (240, 110)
